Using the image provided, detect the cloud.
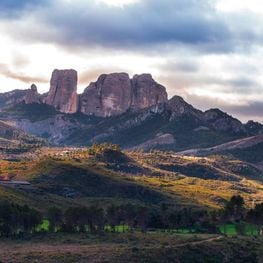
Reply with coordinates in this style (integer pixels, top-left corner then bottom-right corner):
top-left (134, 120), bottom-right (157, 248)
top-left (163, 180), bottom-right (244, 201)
top-left (79, 67), bottom-right (125, 86)
top-left (0, 0), bottom-right (233, 53)
top-left (0, 0), bottom-right (49, 18)
top-left (12, 52), bottom-right (31, 67)
top-left (0, 63), bottom-right (48, 84)
top-left (0, 0), bottom-right (262, 123)
top-left (183, 94), bottom-right (263, 123)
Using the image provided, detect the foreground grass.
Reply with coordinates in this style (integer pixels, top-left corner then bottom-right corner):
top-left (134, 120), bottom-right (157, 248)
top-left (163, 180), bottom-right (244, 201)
top-left (0, 232), bottom-right (262, 263)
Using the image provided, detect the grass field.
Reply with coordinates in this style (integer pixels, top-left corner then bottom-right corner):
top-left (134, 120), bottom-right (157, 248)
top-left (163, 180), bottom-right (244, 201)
top-left (219, 223), bottom-right (258, 236)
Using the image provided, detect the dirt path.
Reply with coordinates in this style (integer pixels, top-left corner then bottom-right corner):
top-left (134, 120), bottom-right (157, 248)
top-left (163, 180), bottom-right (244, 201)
top-left (174, 235), bottom-right (223, 247)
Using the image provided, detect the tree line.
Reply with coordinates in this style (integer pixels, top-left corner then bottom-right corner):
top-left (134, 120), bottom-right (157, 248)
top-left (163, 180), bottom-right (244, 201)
top-left (1, 195), bottom-right (263, 237)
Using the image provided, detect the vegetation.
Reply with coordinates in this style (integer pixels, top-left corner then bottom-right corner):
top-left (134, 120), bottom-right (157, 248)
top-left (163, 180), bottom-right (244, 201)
top-left (1, 195), bottom-right (263, 238)
top-left (0, 144), bottom-right (263, 262)
top-left (3, 103), bottom-right (58, 122)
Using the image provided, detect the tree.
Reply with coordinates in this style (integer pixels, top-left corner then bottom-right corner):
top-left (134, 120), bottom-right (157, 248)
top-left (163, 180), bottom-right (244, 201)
top-left (247, 203), bottom-right (263, 235)
top-left (106, 205), bottom-right (120, 232)
top-left (224, 195), bottom-right (245, 221)
top-left (47, 207), bottom-right (63, 232)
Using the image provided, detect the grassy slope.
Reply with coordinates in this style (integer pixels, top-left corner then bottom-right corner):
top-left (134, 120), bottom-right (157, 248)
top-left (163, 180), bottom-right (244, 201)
top-left (1, 149), bottom-right (263, 211)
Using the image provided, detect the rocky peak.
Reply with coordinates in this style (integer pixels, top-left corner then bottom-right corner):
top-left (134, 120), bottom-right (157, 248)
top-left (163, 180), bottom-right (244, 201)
top-left (80, 72), bottom-right (168, 117)
top-left (167, 96), bottom-right (200, 118)
top-left (244, 120), bottom-right (263, 135)
top-left (80, 72), bottom-right (132, 117)
top-left (203, 109), bottom-right (246, 134)
top-left (44, 69), bottom-right (78, 114)
top-left (131, 74), bottom-right (168, 110)
top-left (24, 84), bottom-right (41, 104)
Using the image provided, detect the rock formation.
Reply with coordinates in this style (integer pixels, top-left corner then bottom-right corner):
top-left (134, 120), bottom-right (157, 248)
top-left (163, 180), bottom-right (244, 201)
top-left (131, 74), bottom-right (167, 110)
top-left (80, 73), bottom-right (133, 117)
top-left (80, 72), bottom-right (168, 117)
top-left (203, 109), bottom-right (246, 134)
top-left (24, 84), bottom-right (41, 104)
top-left (44, 69), bottom-right (78, 114)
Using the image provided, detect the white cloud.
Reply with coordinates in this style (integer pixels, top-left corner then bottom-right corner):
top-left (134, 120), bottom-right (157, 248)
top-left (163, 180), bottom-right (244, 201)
top-left (216, 0), bottom-right (263, 14)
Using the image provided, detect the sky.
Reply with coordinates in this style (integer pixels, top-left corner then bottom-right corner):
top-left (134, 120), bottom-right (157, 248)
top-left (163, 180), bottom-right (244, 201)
top-left (0, 0), bottom-right (262, 122)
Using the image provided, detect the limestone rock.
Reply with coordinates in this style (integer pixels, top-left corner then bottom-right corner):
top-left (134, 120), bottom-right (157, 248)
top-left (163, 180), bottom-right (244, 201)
top-left (80, 73), bottom-right (132, 117)
top-left (80, 73), bottom-right (168, 117)
top-left (131, 74), bottom-right (168, 110)
top-left (24, 84), bottom-right (41, 104)
top-left (44, 69), bottom-right (78, 113)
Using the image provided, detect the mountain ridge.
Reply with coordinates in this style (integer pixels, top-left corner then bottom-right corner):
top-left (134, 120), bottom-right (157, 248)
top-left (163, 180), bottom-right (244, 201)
top-left (0, 69), bottom-right (262, 152)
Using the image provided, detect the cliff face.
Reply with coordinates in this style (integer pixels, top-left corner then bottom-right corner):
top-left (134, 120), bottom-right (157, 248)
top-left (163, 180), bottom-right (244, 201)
top-left (0, 70), bottom-right (168, 117)
top-left (131, 74), bottom-right (168, 110)
top-left (80, 73), bottom-right (133, 117)
top-left (44, 69), bottom-right (78, 114)
top-left (80, 72), bottom-right (168, 117)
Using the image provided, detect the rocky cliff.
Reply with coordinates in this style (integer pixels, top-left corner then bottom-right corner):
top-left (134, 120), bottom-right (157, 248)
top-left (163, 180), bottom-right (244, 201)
top-left (80, 73), bottom-right (133, 117)
top-left (44, 69), bottom-right (78, 114)
top-left (131, 74), bottom-right (167, 110)
top-left (80, 73), bottom-right (168, 117)
top-left (0, 70), bottom-right (167, 117)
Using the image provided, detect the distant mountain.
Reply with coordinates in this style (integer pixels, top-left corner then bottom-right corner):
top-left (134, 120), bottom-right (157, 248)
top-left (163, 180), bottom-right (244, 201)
top-left (179, 134), bottom-right (263, 167)
top-left (0, 69), bottom-right (262, 154)
top-left (0, 120), bottom-right (46, 155)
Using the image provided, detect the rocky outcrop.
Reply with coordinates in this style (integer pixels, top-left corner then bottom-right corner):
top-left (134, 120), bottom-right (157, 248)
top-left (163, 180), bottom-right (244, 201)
top-left (80, 73), bottom-right (168, 117)
top-left (24, 84), bottom-right (41, 104)
top-left (203, 109), bottom-right (246, 134)
top-left (80, 73), bottom-right (133, 117)
top-left (131, 74), bottom-right (168, 110)
top-left (167, 96), bottom-right (202, 119)
top-left (44, 69), bottom-right (78, 114)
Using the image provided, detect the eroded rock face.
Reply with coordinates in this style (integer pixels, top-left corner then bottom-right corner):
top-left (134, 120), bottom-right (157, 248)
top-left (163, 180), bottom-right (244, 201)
top-left (80, 73), bottom-right (168, 117)
top-left (24, 84), bottom-right (41, 104)
top-left (131, 74), bottom-right (168, 110)
top-left (80, 73), bottom-right (132, 117)
top-left (44, 69), bottom-right (78, 113)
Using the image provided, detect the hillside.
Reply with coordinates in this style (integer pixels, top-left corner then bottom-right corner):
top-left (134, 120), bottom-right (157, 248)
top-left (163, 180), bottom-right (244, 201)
top-left (1, 146), bottom-right (263, 212)
top-left (0, 120), bottom-right (46, 156)
top-left (179, 135), bottom-right (263, 167)
top-left (1, 97), bottom-right (262, 154)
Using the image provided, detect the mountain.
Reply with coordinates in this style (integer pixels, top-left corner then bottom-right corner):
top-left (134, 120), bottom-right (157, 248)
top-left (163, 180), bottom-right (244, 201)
top-left (0, 69), bottom-right (262, 153)
top-left (0, 120), bottom-right (46, 157)
top-left (179, 134), bottom-right (263, 167)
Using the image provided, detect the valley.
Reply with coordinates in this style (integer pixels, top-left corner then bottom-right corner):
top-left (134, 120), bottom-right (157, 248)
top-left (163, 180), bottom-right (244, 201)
top-left (0, 70), bottom-right (263, 262)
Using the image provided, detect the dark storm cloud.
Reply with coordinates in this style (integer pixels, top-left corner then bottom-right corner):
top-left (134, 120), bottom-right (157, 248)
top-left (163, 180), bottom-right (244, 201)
top-left (1, 0), bottom-right (263, 54)
top-left (0, 0), bottom-right (236, 52)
